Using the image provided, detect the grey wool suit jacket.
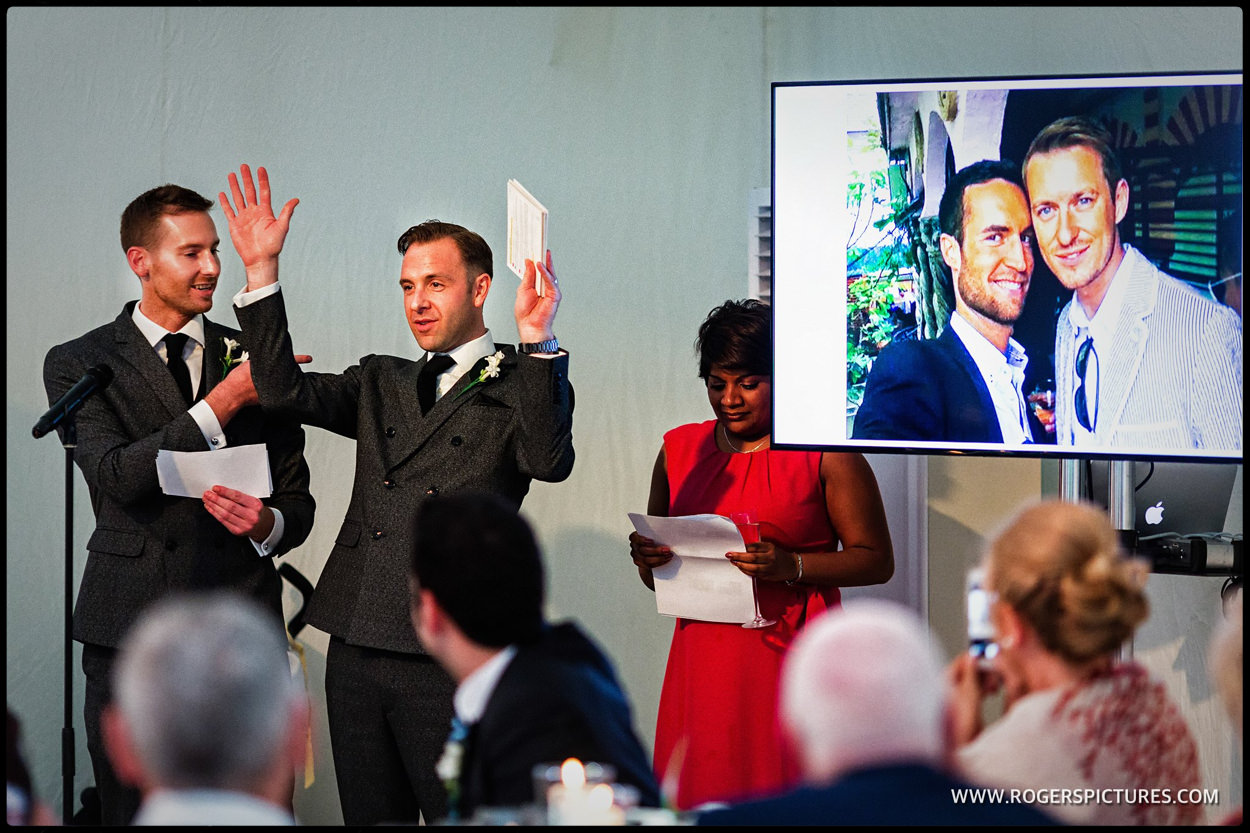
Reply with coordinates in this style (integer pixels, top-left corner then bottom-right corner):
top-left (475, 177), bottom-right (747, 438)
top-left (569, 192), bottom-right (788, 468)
top-left (42, 302), bottom-right (316, 648)
top-left (235, 289), bottom-right (575, 654)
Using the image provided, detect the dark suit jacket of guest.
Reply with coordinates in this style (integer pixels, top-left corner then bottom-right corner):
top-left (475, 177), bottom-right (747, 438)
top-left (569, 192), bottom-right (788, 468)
top-left (234, 290), bottom-right (575, 654)
top-left (696, 762), bottom-right (1061, 826)
top-left (458, 622), bottom-right (661, 818)
top-left (42, 303), bottom-right (316, 647)
top-left (852, 325), bottom-right (1046, 444)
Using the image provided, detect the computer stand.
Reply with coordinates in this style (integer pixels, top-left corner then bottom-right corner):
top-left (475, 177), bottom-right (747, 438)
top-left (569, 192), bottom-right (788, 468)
top-left (1059, 457), bottom-right (1138, 552)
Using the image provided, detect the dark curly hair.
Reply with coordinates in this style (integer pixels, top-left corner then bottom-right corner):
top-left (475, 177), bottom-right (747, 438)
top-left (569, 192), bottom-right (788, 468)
top-left (695, 299), bottom-right (771, 381)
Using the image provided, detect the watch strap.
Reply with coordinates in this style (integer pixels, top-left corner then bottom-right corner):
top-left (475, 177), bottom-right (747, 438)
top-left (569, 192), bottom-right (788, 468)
top-left (518, 338), bottom-right (560, 354)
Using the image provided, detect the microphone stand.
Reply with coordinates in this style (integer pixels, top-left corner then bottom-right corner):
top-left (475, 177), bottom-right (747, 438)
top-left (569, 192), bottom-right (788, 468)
top-left (60, 418), bottom-right (77, 824)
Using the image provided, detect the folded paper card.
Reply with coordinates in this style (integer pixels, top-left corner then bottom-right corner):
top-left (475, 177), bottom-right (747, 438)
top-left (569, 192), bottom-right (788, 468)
top-left (156, 443), bottom-right (273, 499)
top-left (507, 178), bottom-right (548, 296)
top-left (628, 513), bottom-right (757, 624)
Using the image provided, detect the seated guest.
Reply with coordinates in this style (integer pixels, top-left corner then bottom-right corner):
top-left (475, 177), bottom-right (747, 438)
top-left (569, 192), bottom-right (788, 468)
top-left (697, 600), bottom-right (1058, 826)
top-left (7, 707), bottom-right (59, 826)
top-left (102, 591), bottom-right (308, 826)
top-left (1210, 591), bottom-right (1242, 825)
top-left (408, 493), bottom-right (660, 821)
top-left (948, 500), bottom-right (1202, 825)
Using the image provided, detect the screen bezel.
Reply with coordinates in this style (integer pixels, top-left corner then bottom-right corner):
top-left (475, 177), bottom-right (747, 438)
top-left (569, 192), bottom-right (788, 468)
top-left (770, 70), bottom-right (1243, 464)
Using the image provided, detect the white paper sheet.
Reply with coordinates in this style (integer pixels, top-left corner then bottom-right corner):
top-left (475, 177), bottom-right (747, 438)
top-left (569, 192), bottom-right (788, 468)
top-left (628, 513), bottom-right (757, 624)
top-left (506, 179), bottom-right (548, 296)
top-left (156, 444), bottom-right (273, 499)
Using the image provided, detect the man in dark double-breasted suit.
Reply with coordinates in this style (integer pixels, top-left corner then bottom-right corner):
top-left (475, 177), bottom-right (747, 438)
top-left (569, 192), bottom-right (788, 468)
top-left (408, 494), bottom-right (658, 821)
top-left (220, 164), bottom-right (575, 825)
top-left (41, 184), bottom-right (316, 825)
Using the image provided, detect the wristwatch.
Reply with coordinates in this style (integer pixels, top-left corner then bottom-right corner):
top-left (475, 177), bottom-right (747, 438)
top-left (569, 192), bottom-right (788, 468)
top-left (518, 338), bottom-right (560, 354)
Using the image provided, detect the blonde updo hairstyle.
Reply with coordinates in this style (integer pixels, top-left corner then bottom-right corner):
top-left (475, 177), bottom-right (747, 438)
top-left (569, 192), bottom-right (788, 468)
top-left (988, 500), bottom-right (1149, 665)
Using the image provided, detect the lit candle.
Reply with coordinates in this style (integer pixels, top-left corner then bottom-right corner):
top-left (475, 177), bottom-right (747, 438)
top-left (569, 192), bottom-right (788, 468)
top-left (546, 759), bottom-right (624, 825)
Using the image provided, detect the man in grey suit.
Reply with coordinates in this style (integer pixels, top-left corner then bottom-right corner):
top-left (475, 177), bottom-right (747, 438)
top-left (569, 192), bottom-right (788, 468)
top-left (1023, 115), bottom-right (1242, 453)
top-left (41, 183), bottom-right (316, 825)
top-left (219, 164), bottom-right (575, 825)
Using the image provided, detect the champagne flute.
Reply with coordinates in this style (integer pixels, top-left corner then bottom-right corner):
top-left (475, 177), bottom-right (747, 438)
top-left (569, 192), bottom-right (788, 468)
top-left (730, 511), bottom-right (776, 629)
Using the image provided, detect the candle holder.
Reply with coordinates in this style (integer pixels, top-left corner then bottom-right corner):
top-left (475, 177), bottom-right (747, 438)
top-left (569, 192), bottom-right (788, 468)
top-left (533, 758), bottom-right (628, 825)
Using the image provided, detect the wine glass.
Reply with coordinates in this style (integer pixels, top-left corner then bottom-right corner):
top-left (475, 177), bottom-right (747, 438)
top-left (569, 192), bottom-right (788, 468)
top-left (730, 511), bottom-right (776, 629)
top-left (1027, 378), bottom-right (1057, 436)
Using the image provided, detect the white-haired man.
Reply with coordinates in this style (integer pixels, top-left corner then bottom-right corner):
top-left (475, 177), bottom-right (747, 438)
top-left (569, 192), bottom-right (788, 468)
top-left (697, 601), bottom-right (1057, 825)
top-left (102, 592), bottom-right (308, 825)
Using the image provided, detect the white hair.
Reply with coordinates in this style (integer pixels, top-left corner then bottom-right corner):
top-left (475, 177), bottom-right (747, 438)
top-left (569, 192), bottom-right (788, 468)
top-left (780, 599), bottom-right (946, 782)
top-left (113, 591), bottom-right (301, 791)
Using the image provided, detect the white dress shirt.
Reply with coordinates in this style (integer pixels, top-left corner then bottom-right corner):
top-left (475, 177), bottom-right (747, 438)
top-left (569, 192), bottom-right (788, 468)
top-left (1064, 245), bottom-right (1130, 445)
top-left (948, 313), bottom-right (1031, 444)
top-left (133, 304), bottom-right (284, 557)
top-left (453, 645), bottom-right (518, 726)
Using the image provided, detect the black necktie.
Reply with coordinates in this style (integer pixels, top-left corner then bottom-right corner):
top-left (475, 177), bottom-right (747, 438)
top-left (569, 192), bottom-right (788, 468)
top-left (164, 332), bottom-right (194, 405)
top-left (418, 353), bottom-right (455, 415)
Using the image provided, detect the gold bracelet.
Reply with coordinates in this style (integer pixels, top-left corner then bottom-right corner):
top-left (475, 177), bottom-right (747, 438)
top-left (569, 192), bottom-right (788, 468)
top-left (786, 553), bottom-right (804, 586)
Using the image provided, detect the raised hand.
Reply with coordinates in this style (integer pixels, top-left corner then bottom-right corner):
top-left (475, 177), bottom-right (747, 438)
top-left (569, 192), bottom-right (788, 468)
top-left (514, 249), bottom-right (561, 344)
top-left (218, 164), bottom-right (299, 282)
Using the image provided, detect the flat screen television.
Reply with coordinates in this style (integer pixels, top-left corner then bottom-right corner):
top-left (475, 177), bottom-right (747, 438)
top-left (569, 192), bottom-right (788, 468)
top-left (771, 71), bottom-right (1242, 463)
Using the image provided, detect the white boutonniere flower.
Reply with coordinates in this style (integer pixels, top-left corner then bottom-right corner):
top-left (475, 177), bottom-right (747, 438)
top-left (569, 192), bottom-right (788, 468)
top-left (455, 350), bottom-right (507, 399)
top-left (221, 337), bottom-right (250, 376)
top-left (439, 717), bottom-right (470, 821)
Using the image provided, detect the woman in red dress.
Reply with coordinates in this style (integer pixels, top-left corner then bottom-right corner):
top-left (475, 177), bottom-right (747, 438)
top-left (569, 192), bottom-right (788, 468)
top-left (629, 299), bottom-right (894, 811)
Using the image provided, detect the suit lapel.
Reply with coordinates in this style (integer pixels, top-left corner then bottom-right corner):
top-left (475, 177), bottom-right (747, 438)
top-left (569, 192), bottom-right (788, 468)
top-left (202, 320), bottom-right (225, 394)
top-left (384, 348), bottom-right (518, 474)
top-left (938, 327), bottom-right (1002, 441)
top-left (1101, 251), bottom-right (1154, 437)
top-left (110, 303), bottom-right (193, 421)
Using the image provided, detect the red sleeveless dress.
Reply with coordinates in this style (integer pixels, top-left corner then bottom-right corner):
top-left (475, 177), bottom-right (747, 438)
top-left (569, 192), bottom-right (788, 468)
top-left (653, 420), bottom-right (840, 810)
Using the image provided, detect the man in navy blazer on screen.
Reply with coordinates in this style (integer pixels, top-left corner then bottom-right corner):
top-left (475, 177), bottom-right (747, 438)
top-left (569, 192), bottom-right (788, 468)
top-left (220, 165), bottom-right (575, 825)
top-left (41, 183), bottom-right (315, 825)
top-left (852, 160), bottom-right (1049, 446)
top-left (408, 493), bottom-right (659, 821)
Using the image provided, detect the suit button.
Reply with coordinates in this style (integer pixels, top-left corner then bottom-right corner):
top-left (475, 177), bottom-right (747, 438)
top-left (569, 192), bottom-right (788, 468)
top-left (383, 479), bottom-right (395, 489)
top-left (371, 530), bottom-right (384, 540)
top-left (164, 539), bottom-right (177, 551)
top-left (451, 436), bottom-right (462, 447)
top-left (425, 487), bottom-right (439, 496)
top-left (385, 426), bottom-right (396, 437)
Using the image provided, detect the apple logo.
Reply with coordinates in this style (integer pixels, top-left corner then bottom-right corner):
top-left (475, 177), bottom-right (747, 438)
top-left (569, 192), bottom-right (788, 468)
top-left (1145, 501), bottom-right (1165, 526)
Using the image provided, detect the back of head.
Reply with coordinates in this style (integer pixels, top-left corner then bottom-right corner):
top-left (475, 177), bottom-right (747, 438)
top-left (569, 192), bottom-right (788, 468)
top-left (989, 499), bottom-right (1149, 665)
top-left (938, 159), bottom-right (1025, 242)
top-left (112, 591), bottom-right (298, 791)
top-left (695, 298), bottom-right (771, 381)
top-left (411, 493), bottom-right (545, 647)
top-left (396, 219), bottom-right (493, 279)
top-left (119, 184), bottom-right (213, 251)
top-left (1023, 115), bottom-right (1123, 192)
top-left (780, 600), bottom-right (945, 781)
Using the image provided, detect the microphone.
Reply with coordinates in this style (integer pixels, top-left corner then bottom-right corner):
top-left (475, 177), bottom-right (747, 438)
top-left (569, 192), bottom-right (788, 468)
top-left (33, 364), bottom-right (114, 439)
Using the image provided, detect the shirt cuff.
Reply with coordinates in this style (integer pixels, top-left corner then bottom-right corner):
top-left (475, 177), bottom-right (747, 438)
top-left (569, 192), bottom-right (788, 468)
top-left (251, 508), bottom-right (285, 557)
top-left (190, 399), bottom-right (228, 449)
top-left (234, 281), bottom-right (281, 308)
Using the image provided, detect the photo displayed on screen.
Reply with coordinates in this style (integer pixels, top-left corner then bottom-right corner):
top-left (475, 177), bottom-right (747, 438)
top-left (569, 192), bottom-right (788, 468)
top-left (771, 72), bottom-right (1242, 463)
